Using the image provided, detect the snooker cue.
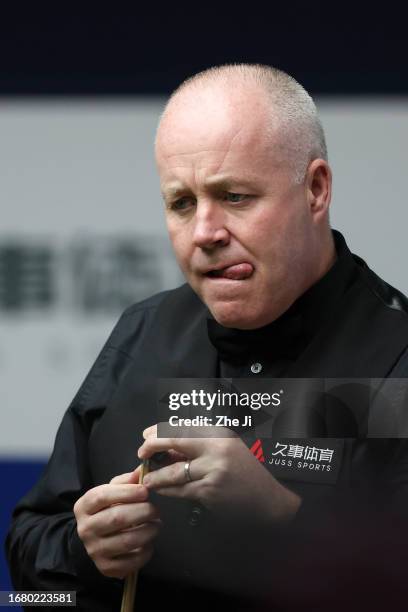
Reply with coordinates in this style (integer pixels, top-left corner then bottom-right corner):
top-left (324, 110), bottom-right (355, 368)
top-left (120, 459), bottom-right (150, 612)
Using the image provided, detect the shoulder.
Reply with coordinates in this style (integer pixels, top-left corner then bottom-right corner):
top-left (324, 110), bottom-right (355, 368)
top-left (350, 255), bottom-right (408, 376)
top-left (69, 284), bottom-right (199, 413)
top-left (104, 283), bottom-right (200, 355)
top-left (353, 254), bottom-right (408, 321)
top-left (119, 283), bottom-right (198, 320)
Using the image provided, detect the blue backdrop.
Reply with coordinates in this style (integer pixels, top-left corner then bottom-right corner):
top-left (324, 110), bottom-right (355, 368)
top-left (1, 459), bottom-right (47, 606)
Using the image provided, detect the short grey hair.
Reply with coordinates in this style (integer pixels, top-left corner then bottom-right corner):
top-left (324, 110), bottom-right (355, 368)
top-left (163, 63), bottom-right (328, 184)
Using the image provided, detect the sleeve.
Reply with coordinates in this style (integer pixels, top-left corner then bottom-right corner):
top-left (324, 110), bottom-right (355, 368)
top-left (4, 307), bottom-right (144, 611)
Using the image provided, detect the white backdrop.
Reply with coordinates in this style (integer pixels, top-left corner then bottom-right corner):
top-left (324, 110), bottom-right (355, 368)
top-left (0, 97), bottom-right (407, 456)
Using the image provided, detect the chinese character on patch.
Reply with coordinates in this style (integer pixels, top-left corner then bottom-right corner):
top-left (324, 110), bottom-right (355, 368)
top-left (287, 444), bottom-right (304, 459)
top-left (272, 442), bottom-right (288, 457)
top-left (319, 448), bottom-right (334, 463)
top-left (304, 446), bottom-right (319, 461)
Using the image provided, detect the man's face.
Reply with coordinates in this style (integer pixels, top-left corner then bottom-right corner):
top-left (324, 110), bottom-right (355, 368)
top-left (156, 87), bottom-right (322, 329)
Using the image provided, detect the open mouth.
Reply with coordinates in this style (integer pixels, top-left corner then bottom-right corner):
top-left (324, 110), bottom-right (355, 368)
top-left (206, 263), bottom-right (254, 281)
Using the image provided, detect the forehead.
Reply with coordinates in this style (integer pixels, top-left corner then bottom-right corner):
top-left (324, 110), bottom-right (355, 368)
top-left (155, 85), bottom-right (288, 182)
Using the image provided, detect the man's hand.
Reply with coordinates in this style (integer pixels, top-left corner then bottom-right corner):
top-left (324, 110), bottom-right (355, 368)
top-left (73, 469), bottom-right (161, 579)
top-left (138, 425), bottom-right (301, 525)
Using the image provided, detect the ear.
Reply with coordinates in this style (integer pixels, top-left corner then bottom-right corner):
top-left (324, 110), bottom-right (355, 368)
top-left (305, 159), bottom-right (332, 221)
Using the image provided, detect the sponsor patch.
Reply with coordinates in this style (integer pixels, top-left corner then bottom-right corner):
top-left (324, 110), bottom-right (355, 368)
top-left (252, 438), bottom-right (344, 485)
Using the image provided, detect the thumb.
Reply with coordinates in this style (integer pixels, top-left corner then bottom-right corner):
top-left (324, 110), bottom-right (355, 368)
top-left (110, 465), bottom-right (142, 485)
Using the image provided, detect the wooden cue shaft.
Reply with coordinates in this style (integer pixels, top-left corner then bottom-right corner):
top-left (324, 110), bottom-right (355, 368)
top-left (120, 460), bottom-right (150, 612)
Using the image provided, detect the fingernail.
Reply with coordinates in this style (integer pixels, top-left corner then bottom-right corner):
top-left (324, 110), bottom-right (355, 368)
top-left (143, 476), bottom-right (151, 486)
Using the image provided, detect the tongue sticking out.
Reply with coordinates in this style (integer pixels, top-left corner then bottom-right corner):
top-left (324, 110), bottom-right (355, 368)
top-left (212, 263), bottom-right (254, 280)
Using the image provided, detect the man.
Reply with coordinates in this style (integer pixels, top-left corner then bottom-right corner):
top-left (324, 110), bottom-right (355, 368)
top-left (6, 64), bottom-right (408, 611)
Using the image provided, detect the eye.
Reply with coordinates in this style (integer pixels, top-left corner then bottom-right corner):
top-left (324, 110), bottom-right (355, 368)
top-left (169, 196), bottom-right (195, 211)
top-left (223, 192), bottom-right (248, 203)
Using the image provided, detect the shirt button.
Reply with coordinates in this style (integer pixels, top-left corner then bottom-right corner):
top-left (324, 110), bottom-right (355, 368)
top-left (189, 506), bottom-right (203, 526)
top-left (251, 362), bottom-right (263, 374)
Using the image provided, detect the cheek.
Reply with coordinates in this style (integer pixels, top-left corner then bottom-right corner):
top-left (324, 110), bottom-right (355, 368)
top-left (246, 221), bottom-right (299, 284)
top-left (246, 218), bottom-right (286, 260)
top-left (250, 203), bottom-right (306, 258)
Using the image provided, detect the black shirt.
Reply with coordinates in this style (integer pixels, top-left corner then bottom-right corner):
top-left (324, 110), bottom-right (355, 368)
top-left (6, 230), bottom-right (408, 611)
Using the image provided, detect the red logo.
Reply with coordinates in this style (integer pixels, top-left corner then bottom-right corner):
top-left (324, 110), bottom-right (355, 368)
top-left (250, 439), bottom-right (265, 463)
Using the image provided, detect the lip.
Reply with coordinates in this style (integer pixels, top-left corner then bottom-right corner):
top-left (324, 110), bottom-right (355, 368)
top-left (199, 263), bottom-right (255, 285)
top-left (204, 276), bottom-right (250, 283)
top-left (201, 261), bottom-right (253, 275)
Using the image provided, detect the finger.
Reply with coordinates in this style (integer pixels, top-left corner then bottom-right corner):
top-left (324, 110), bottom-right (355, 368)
top-left (147, 451), bottom-right (184, 471)
top-left (113, 543), bottom-right (155, 565)
top-left (138, 435), bottom-right (205, 461)
top-left (166, 449), bottom-right (188, 463)
top-left (142, 460), bottom-right (203, 489)
top-left (79, 483), bottom-right (148, 515)
top-left (154, 482), bottom-right (202, 501)
top-left (143, 424), bottom-right (157, 439)
top-left (98, 522), bottom-right (161, 558)
top-left (91, 501), bottom-right (160, 537)
top-left (110, 467), bottom-right (141, 485)
top-left (99, 545), bottom-right (155, 579)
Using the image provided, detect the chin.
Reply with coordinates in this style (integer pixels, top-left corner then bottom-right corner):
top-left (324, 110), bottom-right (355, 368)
top-left (209, 303), bottom-right (261, 330)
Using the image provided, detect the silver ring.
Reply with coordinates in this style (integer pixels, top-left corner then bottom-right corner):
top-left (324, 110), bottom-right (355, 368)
top-left (184, 461), bottom-right (193, 483)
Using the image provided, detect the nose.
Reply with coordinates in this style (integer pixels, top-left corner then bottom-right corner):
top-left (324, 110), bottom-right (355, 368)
top-left (192, 200), bottom-right (230, 250)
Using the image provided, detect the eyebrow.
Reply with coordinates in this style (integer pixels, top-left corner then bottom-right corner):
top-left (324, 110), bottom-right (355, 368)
top-left (161, 175), bottom-right (256, 199)
top-left (161, 183), bottom-right (187, 199)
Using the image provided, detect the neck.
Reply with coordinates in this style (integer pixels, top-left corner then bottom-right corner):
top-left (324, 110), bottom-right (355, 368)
top-left (315, 229), bottom-right (337, 281)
